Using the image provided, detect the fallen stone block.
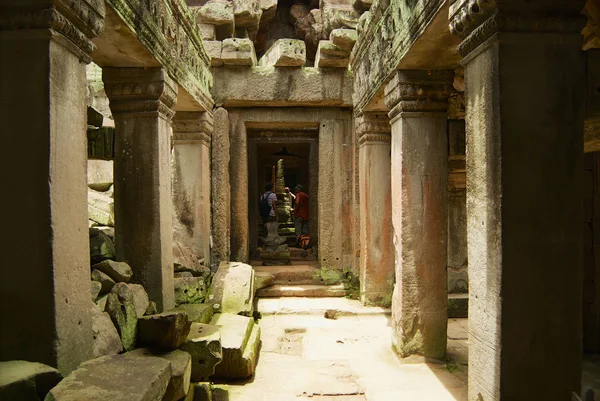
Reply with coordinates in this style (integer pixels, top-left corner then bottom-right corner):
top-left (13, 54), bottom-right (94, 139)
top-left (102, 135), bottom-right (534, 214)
top-left (91, 280), bottom-right (102, 301)
top-left (212, 384), bottom-right (229, 401)
top-left (209, 261), bottom-right (255, 316)
top-left (221, 38), bottom-right (257, 66)
top-left (146, 301), bottom-right (158, 316)
top-left (172, 304), bottom-right (215, 324)
top-left (0, 360), bottom-right (62, 401)
top-left (185, 382), bottom-right (212, 401)
top-left (46, 354), bottom-right (171, 401)
top-left (96, 225), bottom-right (114, 239)
top-left (329, 28), bottom-right (357, 51)
top-left (174, 277), bottom-right (207, 306)
top-left (138, 311), bottom-right (191, 350)
top-left (204, 41), bottom-right (223, 67)
top-left (88, 188), bottom-right (114, 227)
top-left (92, 260), bottom-right (133, 283)
top-left (211, 313), bottom-right (260, 380)
top-left (89, 227), bottom-right (115, 265)
top-left (259, 0), bottom-right (277, 23)
top-left (87, 159), bottom-right (113, 192)
top-left (194, 0), bottom-right (234, 26)
top-left (178, 323), bottom-right (223, 381)
top-left (129, 284), bottom-right (150, 318)
top-left (175, 272), bottom-right (194, 278)
top-left (174, 241), bottom-right (211, 278)
top-left (315, 40), bottom-right (349, 68)
top-left (127, 349), bottom-right (192, 401)
top-left (234, 0), bottom-right (262, 29)
top-left (92, 312), bottom-right (123, 357)
top-left (91, 269), bottom-right (116, 295)
top-left (106, 283), bottom-right (138, 351)
top-left (254, 271), bottom-right (275, 291)
top-left (259, 39), bottom-right (306, 67)
top-left (96, 294), bottom-right (108, 311)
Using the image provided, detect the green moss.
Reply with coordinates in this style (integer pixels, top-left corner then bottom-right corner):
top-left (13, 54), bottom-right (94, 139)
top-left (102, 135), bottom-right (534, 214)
top-left (313, 268), bottom-right (344, 286)
top-left (342, 269), bottom-right (360, 300)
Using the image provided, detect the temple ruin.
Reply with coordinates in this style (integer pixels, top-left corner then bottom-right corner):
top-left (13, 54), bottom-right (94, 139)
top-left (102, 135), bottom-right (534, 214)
top-left (1, 0), bottom-right (600, 400)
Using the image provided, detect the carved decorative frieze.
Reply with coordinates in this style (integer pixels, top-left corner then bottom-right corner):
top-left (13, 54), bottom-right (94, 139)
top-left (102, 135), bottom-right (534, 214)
top-left (173, 111), bottom-right (214, 145)
top-left (449, 0), bottom-right (587, 56)
top-left (0, 0), bottom-right (105, 58)
top-left (384, 70), bottom-right (454, 120)
top-left (356, 112), bottom-right (391, 146)
top-left (103, 68), bottom-right (178, 120)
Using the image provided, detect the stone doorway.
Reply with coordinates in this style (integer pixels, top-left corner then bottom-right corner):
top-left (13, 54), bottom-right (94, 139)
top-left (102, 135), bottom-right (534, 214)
top-left (248, 131), bottom-right (319, 263)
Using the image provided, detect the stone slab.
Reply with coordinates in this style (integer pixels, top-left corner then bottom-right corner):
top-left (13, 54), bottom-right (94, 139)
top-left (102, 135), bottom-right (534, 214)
top-left (209, 262), bottom-right (255, 316)
top-left (138, 311), bottom-right (192, 350)
top-left (46, 354), bottom-right (171, 401)
top-left (204, 41), bottom-right (224, 67)
top-left (194, 0), bottom-right (234, 26)
top-left (253, 264), bottom-right (319, 285)
top-left (254, 271), bottom-right (275, 291)
top-left (88, 188), bottom-right (114, 227)
top-left (89, 227), bottom-right (115, 265)
top-left (106, 283), bottom-right (138, 351)
top-left (129, 284), bottom-right (150, 318)
top-left (92, 312), bottom-right (123, 357)
top-left (211, 313), bottom-right (260, 379)
top-left (221, 38), bottom-right (257, 66)
top-left (178, 323), bottom-right (223, 381)
top-left (91, 281), bottom-right (102, 301)
top-left (198, 23), bottom-right (217, 40)
top-left (256, 284), bottom-right (346, 298)
top-left (174, 277), bottom-right (207, 306)
top-left (92, 260), bottom-right (133, 283)
top-left (258, 39), bottom-right (306, 67)
top-left (0, 361), bottom-right (62, 401)
top-left (171, 304), bottom-right (215, 324)
top-left (315, 40), bottom-right (349, 68)
top-left (91, 269), bottom-right (115, 295)
top-left (87, 159), bottom-right (113, 192)
top-left (329, 28), bottom-right (357, 52)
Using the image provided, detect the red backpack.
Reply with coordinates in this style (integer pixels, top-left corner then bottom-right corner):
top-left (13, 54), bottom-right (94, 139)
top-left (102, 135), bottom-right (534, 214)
top-left (298, 234), bottom-right (310, 250)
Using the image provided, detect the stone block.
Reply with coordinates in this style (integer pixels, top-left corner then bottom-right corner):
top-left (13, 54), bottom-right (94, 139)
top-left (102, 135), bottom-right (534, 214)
top-left (199, 23), bottom-right (217, 40)
top-left (209, 262), bottom-right (255, 316)
top-left (254, 271), bottom-right (275, 291)
top-left (91, 269), bottom-right (116, 295)
top-left (211, 385), bottom-right (229, 401)
top-left (88, 188), bottom-right (114, 227)
top-left (172, 304), bottom-right (215, 324)
top-left (203, 41), bottom-right (222, 67)
top-left (46, 354), bottom-right (171, 401)
top-left (96, 294), bottom-right (108, 311)
top-left (174, 241), bottom-right (211, 278)
top-left (259, 0), bottom-right (277, 22)
top-left (129, 284), bottom-right (150, 318)
top-left (138, 311), bottom-right (192, 350)
top-left (315, 40), bottom-right (349, 68)
top-left (87, 159), bottom-right (113, 192)
top-left (92, 312), bottom-right (123, 357)
top-left (353, 0), bottom-right (371, 11)
top-left (178, 323), bottom-right (223, 381)
top-left (89, 227), bottom-right (115, 265)
top-left (92, 260), bottom-right (132, 283)
top-left (91, 281), bottom-right (102, 301)
top-left (329, 28), bottom-right (357, 51)
top-left (211, 313), bottom-right (260, 379)
top-left (127, 349), bottom-right (192, 401)
top-left (194, 0), bottom-right (234, 26)
top-left (234, 0), bottom-right (262, 29)
top-left (87, 127), bottom-right (115, 159)
top-left (175, 272), bottom-right (194, 278)
top-left (0, 360), bottom-right (62, 401)
top-left (174, 277), bottom-right (207, 306)
top-left (185, 382), bottom-right (212, 401)
top-left (221, 38), bottom-right (257, 66)
top-left (448, 293), bottom-right (468, 318)
top-left (258, 39), bottom-right (306, 67)
top-left (106, 283), bottom-right (138, 351)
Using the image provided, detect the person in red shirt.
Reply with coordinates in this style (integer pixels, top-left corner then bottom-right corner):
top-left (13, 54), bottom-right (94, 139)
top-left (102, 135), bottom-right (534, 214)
top-left (293, 184), bottom-right (309, 242)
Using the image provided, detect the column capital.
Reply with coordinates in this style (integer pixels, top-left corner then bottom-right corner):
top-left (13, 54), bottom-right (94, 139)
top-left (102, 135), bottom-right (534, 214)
top-left (0, 0), bottom-right (105, 60)
top-left (356, 112), bottom-right (391, 146)
top-left (103, 68), bottom-right (178, 120)
top-left (173, 111), bottom-right (213, 145)
top-left (384, 70), bottom-right (454, 121)
top-left (449, 0), bottom-right (587, 57)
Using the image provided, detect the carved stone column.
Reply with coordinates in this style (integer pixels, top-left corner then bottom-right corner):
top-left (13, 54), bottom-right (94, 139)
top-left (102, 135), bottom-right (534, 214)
top-left (172, 111), bottom-right (213, 270)
top-left (104, 67), bottom-right (177, 312)
top-left (357, 112), bottom-right (394, 306)
top-left (0, 0), bottom-right (104, 374)
top-left (449, 1), bottom-right (587, 399)
top-left (211, 107), bottom-right (231, 266)
top-left (384, 70), bottom-right (453, 360)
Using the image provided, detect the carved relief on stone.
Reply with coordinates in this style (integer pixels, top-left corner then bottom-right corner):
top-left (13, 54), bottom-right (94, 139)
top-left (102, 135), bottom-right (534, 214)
top-left (173, 112), bottom-right (214, 145)
top-left (356, 112), bottom-right (391, 146)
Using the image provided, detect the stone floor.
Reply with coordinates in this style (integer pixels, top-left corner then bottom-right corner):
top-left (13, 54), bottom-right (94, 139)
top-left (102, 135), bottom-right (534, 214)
top-left (222, 298), bottom-right (469, 401)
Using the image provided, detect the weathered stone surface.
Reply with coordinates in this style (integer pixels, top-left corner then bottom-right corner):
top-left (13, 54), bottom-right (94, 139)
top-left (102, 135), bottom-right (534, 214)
top-left (321, 4), bottom-right (359, 38)
top-left (195, 0), bottom-right (234, 26)
top-left (88, 188), bottom-right (114, 227)
top-left (315, 40), bottom-right (349, 68)
top-left (221, 38), bottom-right (257, 66)
top-left (89, 227), bottom-right (115, 265)
top-left (353, 0), bottom-right (371, 11)
top-left (211, 108), bottom-right (231, 266)
top-left (127, 349), bottom-right (192, 401)
top-left (211, 313), bottom-right (260, 379)
top-left (211, 385), bottom-right (229, 401)
top-left (254, 271), bottom-right (275, 291)
top-left (146, 301), bottom-right (158, 316)
top-left (129, 284), bottom-right (151, 319)
top-left (234, 0), bottom-right (262, 29)
top-left (174, 277), bottom-right (208, 306)
top-left (91, 281), bottom-right (102, 301)
top-left (92, 260), bottom-right (133, 283)
top-left (186, 382), bottom-right (212, 401)
top-left (209, 262), bottom-right (255, 316)
top-left (259, 39), bottom-right (306, 67)
top-left (91, 269), bottom-right (116, 295)
top-left (174, 241), bottom-right (211, 278)
top-left (106, 283), bottom-right (138, 351)
top-left (204, 41), bottom-right (224, 67)
top-left (46, 354), bottom-right (171, 401)
top-left (138, 312), bottom-right (192, 349)
top-left (92, 312), bottom-right (123, 357)
top-left (329, 28), bottom-right (357, 52)
top-left (172, 304), bottom-right (215, 324)
top-left (178, 323), bottom-right (223, 381)
top-left (87, 160), bottom-right (113, 192)
top-left (0, 360), bottom-right (62, 401)
top-left (199, 23), bottom-right (217, 40)
top-left (175, 272), bottom-right (194, 278)
top-left (96, 294), bottom-right (108, 312)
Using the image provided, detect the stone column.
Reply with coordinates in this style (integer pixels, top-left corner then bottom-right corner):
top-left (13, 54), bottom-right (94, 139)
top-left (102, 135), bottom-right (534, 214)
top-left (384, 70), bottom-right (453, 360)
top-left (172, 111), bottom-right (213, 266)
top-left (449, 1), bottom-right (586, 399)
top-left (229, 111), bottom-right (249, 263)
top-left (0, 0), bottom-right (104, 374)
top-left (211, 107), bottom-right (231, 266)
top-left (357, 112), bottom-right (394, 306)
top-left (103, 68), bottom-right (177, 312)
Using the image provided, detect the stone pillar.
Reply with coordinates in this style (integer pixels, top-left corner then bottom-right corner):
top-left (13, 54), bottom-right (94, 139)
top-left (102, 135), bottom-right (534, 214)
top-left (172, 111), bottom-right (213, 266)
top-left (229, 111), bottom-right (249, 263)
top-left (357, 112), bottom-right (394, 306)
top-left (0, 1), bottom-right (104, 374)
top-left (384, 70), bottom-right (453, 360)
top-left (211, 108), bottom-right (231, 266)
top-left (449, 1), bottom-right (586, 399)
top-left (103, 68), bottom-right (177, 312)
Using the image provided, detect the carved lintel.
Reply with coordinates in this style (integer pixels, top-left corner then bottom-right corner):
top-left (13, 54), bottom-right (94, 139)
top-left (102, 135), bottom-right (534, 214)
top-left (173, 132), bottom-right (211, 145)
top-left (356, 112), bottom-right (391, 146)
top-left (449, 0), bottom-right (587, 56)
top-left (173, 111), bottom-right (214, 144)
top-left (103, 68), bottom-right (178, 120)
top-left (0, 0), bottom-right (105, 59)
top-left (384, 70), bottom-right (454, 120)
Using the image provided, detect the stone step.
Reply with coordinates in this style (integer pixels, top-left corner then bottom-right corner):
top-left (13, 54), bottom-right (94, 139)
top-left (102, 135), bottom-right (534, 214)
top-left (448, 293), bottom-right (468, 318)
top-left (256, 284), bottom-right (346, 298)
top-left (257, 297), bottom-right (391, 316)
top-left (253, 264), bottom-right (319, 285)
